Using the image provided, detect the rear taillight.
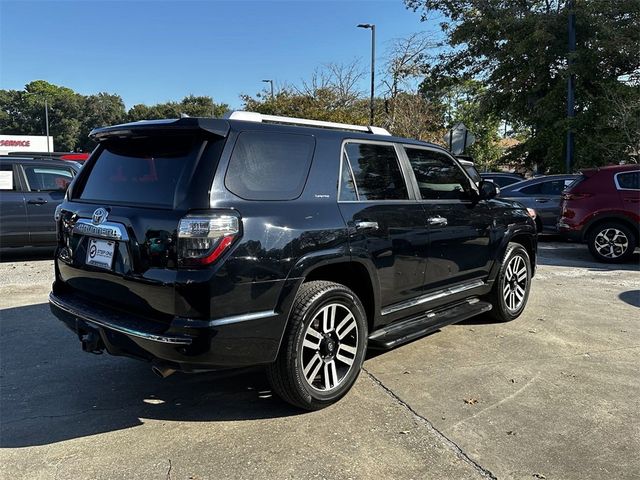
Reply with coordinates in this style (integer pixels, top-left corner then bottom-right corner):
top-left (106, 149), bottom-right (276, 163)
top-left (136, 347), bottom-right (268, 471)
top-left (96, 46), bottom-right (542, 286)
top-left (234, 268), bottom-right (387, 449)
top-left (177, 213), bottom-right (240, 266)
top-left (561, 192), bottom-right (592, 200)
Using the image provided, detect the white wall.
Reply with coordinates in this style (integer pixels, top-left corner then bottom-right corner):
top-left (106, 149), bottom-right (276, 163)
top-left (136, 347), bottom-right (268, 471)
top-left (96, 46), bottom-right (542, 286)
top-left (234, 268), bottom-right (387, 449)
top-left (0, 135), bottom-right (55, 155)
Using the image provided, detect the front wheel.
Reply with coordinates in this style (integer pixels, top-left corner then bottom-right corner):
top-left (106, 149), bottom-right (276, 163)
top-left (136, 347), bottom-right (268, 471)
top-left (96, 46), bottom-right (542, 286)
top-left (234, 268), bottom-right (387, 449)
top-left (267, 281), bottom-right (368, 410)
top-left (486, 243), bottom-right (532, 322)
top-left (587, 222), bottom-right (637, 263)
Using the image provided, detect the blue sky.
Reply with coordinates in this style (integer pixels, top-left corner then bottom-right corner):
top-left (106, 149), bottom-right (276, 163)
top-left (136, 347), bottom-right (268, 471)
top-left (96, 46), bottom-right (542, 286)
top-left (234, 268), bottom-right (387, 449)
top-left (0, 0), bottom-right (440, 109)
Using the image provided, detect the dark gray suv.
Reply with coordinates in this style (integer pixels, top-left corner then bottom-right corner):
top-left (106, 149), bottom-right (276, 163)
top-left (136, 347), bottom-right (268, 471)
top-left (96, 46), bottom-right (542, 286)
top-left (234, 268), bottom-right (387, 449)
top-left (0, 157), bottom-right (78, 249)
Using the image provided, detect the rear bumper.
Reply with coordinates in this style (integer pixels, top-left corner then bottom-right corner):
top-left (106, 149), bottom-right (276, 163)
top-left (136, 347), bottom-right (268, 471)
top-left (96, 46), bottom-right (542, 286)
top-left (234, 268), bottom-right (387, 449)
top-left (49, 290), bottom-right (289, 371)
top-left (557, 221), bottom-right (584, 242)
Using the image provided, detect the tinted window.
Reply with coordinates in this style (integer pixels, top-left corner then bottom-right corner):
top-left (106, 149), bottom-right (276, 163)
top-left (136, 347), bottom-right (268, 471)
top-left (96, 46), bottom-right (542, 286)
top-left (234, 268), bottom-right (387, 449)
top-left (24, 165), bottom-right (74, 192)
top-left (520, 180), bottom-right (566, 196)
top-left (0, 165), bottom-right (17, 191)
top-left (405, 148), bottom-right (469, 200)
top-left (490, 176), bottom-right (520, 188)
top-left (339, 155), bottom-right (358, 201)
top-left (462, 164), bottom-right (481, 184)
top-left (225, 131), bottom-right (315, 201)
top-left (343, 143), bottom-right (408, 201)
top-left (617, 171), bottom-right (640, 190)
top-left (79, 135), bottom-right (201, 208)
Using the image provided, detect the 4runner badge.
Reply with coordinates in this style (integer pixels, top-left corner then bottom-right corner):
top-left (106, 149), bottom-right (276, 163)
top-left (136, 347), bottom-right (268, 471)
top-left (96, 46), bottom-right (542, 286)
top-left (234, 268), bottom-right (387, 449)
top-left (92, 208), bottom-right (108, 225)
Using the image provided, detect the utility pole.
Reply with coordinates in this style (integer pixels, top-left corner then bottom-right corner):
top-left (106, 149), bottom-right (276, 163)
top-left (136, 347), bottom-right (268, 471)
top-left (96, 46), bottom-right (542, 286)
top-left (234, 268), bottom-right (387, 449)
top-left (566, 0), bottom-right (576, 173)
top-left (357, 23), bottom-right (376, 125)
top-left (24, 92), bottom-right (51, 154)
top-left (262, 79), bottom-right (274, 101)
top-left (44, 99), bottom-right (50, 154)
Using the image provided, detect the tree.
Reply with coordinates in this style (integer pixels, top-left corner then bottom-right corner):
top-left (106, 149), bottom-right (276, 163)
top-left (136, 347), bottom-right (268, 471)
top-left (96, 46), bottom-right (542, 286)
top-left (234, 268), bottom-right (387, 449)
top-left (127, 95), bottom-right (228, 122)
top-left (241, 62), bottom-right (371, 125)
top-left (0, 80), bottom-right (85, 151)
top-left (79, 93), bottom-right (127, 151)
top-left (405, 0), bottom-right (640, 171)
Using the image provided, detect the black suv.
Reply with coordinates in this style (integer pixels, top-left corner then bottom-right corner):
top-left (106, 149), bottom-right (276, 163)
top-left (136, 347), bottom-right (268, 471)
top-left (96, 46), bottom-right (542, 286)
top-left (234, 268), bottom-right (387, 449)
top-left (50, 112), bottom-right (537, 410)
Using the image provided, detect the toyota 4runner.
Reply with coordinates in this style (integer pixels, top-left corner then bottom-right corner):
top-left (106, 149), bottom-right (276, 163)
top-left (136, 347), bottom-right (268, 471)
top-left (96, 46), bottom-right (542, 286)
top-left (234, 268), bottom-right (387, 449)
top-left (50, 112), bottom-right (537, 410)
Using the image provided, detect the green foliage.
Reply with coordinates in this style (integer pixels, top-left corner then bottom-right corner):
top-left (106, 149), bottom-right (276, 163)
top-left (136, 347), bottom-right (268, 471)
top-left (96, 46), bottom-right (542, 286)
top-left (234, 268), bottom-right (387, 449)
top-left (0, 82), bottom-right (228, 152)
top-left (406, 0), bottom-right (640, 171)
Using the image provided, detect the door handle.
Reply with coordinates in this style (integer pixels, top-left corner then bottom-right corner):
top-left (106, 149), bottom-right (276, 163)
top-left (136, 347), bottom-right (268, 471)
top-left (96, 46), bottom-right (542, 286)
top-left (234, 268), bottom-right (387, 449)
top-left (534, 198), bottom-right (549, 203)
top-left (27, 198), bottom-right (48, 205)
top-left (354, 220), bottom-right (379, 231)
top-left (427, 216), bottom-right (448, 226)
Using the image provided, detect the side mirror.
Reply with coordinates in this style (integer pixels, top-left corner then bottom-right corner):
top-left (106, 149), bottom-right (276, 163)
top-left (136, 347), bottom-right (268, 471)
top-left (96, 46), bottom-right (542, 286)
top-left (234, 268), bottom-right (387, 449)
top-left (478, 180), bottom-right (497, 200)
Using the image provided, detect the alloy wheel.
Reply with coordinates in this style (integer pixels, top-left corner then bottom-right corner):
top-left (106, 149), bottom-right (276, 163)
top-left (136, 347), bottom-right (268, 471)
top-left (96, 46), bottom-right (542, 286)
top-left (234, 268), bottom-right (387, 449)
top-left (503, 255), bottom-right (528, 312)
top-left (594, 228), bottom-right (629, 259)
top-left (300, 303), bottom-right (359, 392)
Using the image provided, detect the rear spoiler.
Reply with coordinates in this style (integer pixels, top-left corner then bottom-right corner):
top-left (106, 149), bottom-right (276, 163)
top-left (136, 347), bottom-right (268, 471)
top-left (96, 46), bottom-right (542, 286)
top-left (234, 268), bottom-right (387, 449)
top-left (90, 118), bottom-right (230, 141)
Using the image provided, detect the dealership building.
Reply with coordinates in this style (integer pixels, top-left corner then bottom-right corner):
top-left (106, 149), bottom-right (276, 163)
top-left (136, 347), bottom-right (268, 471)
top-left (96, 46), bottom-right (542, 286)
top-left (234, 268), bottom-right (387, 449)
top-left (0, 135), bottom-right (54, 156)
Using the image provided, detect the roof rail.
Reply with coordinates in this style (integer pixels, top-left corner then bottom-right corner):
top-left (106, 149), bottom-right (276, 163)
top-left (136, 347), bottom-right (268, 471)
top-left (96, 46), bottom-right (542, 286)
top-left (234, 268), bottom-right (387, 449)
top-left (226, 111), bottom-right (391, 136)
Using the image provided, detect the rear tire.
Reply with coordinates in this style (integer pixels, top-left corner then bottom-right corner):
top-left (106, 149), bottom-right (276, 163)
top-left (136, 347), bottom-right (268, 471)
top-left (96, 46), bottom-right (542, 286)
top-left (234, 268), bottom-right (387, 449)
top-left (486, 243), bottom-right (532, 322)
top-left (267, 281), bottom-right (368, 410)
top-left (587, 222), bottom-right (636, 263)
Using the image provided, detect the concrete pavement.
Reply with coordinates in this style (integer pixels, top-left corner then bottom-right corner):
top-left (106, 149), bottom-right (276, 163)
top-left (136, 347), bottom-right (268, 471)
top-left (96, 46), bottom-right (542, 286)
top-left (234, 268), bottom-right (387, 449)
top-left (1, 242), bottom-right (638, 479)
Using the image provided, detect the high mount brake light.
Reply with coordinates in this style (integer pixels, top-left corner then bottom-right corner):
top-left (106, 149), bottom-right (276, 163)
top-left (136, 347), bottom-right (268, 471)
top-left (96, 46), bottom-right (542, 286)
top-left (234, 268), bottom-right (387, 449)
top-left (177, 214), bottom-right (239, 266)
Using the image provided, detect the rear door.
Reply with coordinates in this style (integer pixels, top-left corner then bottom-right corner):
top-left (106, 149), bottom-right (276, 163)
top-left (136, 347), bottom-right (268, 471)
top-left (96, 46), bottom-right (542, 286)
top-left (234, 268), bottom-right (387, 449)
top-left (337, 140), bottom-right (429, 310)
top-left (517, 178), bottom-right (574, 230)
top-left (0, 162), bottom-right (29, 248)
top-left (21, 163), bottom-right (76, 245)
top-left (402, 146), bottom-right (493, 290)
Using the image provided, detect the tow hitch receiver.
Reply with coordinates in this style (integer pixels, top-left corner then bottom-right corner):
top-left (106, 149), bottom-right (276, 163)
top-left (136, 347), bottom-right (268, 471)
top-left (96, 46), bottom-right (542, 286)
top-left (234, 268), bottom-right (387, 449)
top-left (80, 331), bottom-right (103, 354)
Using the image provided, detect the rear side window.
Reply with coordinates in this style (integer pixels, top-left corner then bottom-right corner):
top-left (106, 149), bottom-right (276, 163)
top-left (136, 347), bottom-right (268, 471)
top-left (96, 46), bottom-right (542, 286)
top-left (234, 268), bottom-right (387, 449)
top-left (225, 131), bottom-right (315, 201)
top-left (78, 135), bottom-right (201, 208)
top-left (343, 142), bottom-right (408, 201)
top-left (521, 180), bottom-right (567, 196)
top-left (616, 171), bottom-right (640, 190)
top-left (24, 165), bottom-right (74, 192)
top-left (0, 165), bottom-right (17, 191)
top-left (405, 147), bottom-right (469, 200)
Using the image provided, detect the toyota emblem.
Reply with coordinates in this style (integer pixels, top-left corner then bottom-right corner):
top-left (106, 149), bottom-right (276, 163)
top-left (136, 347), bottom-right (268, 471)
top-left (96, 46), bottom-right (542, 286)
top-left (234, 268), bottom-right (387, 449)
top-left (92, 208), bottom-right (108, 225)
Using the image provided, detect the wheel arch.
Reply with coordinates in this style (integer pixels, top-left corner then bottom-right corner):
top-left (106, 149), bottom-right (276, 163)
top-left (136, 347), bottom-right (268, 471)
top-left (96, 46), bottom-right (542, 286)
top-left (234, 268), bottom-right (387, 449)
top-left (583, 214), bottom-right (639, 245)
top-left (284, 252), bottom-right (380, 334)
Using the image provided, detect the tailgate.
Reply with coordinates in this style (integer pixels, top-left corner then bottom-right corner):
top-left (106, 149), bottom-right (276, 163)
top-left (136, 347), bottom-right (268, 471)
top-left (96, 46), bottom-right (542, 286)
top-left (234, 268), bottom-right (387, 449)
top-left (54, 131), bottom-right (226, 321)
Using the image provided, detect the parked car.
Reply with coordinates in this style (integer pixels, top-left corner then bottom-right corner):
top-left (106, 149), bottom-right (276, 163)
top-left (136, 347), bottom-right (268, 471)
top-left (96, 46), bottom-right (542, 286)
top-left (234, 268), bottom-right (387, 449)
top-left (0, 156), bottom-right (79, 248)
top-left (49, 112), bottom-right (537, 410)
top-left (558, 165), bottom-right (639, 263)
top-left (480, 172), bottom-right (524, 188)
top-left (498, 174), bottom-right (580, 233)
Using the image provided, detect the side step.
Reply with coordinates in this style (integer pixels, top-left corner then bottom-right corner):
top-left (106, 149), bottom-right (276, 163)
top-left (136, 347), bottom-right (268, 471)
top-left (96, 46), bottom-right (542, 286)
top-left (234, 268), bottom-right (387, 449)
top-left (368, 298), bottom-right (492, 349)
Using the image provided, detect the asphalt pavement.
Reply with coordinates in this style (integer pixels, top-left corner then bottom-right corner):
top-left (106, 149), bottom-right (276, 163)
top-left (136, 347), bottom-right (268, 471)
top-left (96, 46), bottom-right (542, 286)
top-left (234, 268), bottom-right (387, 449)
top-left (1, 242), bottom-right (638, 480)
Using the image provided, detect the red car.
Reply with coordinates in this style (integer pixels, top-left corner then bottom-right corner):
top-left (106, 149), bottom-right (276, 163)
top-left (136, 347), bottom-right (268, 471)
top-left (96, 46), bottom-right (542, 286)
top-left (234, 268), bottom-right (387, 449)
top-left (558, 165), bottom-right (639, 262)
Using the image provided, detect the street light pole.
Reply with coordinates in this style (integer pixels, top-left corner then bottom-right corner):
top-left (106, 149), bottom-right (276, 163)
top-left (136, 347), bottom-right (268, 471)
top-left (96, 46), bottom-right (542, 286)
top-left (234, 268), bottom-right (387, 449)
top-left (566, 0), bottom-right (576, 174)
top-left (262, 79), bottom-right (274, 101)
top-left (24, 92), bottom-right (51, 153)
top-left (44, 99), bottom-right (50, 154)
top-left (358, 23), bottom-right (376, 125)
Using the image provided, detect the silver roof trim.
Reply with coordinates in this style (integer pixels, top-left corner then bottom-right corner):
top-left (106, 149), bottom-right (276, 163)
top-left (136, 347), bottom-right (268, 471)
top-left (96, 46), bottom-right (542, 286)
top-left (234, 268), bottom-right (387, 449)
top-left (226, 111), bottom-right (391, 136)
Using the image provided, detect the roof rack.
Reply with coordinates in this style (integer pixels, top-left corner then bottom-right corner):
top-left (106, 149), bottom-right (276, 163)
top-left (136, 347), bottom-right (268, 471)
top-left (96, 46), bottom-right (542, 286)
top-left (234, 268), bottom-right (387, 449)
top-left (226, 111), bottom-right (391, 136)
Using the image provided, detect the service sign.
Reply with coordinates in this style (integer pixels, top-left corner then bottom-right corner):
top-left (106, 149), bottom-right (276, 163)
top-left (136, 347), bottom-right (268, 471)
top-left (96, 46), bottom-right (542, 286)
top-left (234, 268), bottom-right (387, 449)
top-left (0, 135), bottom-right (54, 155)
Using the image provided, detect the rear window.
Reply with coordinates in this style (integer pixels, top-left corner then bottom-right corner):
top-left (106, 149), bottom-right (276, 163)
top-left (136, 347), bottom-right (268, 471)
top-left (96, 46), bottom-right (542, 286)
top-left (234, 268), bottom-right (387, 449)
top-left (616, 171), bottom-right (640, 190)
top-left (225, 131), bottom-right (315, 201)
top-left (78, 135), bottom-right (202, 208)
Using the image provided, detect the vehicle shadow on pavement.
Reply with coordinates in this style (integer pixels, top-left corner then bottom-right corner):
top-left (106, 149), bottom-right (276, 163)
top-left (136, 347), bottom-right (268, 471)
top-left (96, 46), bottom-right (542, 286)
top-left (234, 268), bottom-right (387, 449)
top-left (619, 290), bottom-right (640, 308)
top-left (0, 303), bottom-right (302, 448)
top-left (536, 242), bottom-right (640, 271)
